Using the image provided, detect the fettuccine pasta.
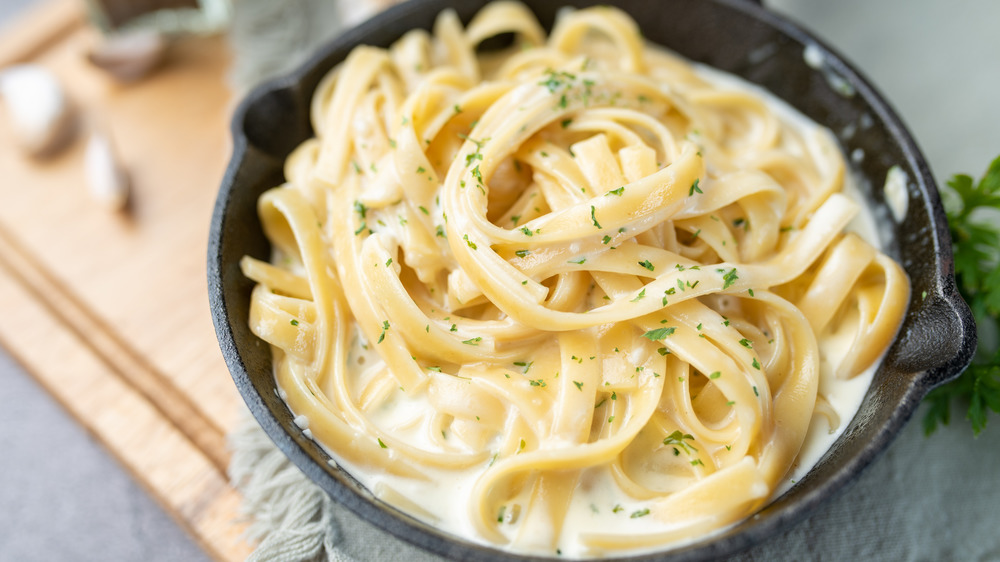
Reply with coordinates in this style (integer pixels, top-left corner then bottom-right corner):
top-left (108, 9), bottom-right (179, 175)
top-left (242, 2), bottom-right (909, 556)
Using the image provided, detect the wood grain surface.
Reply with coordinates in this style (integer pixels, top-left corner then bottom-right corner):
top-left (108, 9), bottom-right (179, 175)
top-left (0, 2), bottom-right (251, 560)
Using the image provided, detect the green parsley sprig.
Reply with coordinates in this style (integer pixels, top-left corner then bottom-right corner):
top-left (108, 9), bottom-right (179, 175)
top-left (924, 155), bottom-right (1000, 436)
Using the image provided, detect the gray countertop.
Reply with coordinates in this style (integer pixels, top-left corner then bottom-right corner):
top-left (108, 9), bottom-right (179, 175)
top-left (1, 0), bottom-right (999, 561)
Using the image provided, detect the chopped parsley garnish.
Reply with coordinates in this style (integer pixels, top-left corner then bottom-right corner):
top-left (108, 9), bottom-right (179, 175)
top-left (709, 371), bottom-right (721, 379)
top-left (607, 186), bottom-right (625, 196)
top-left (515, 249), bottom-right (530, 257)
top-left (289, 319), bottom-right (299, 326)
top-left (463, 234), bottom-right (478, 250)
top-left (353, 200), bottom-right (367, 219)
top-left (689, 178), bottom-right (703, 196)
top-left (377, 438), bottom-right (387, 448)
top-left (539, 69), bottom-right (576, 93)
top-left (573, 381), bottom-right (584, 391)
top-left (529, 379), bottom-right (547, 387)
top-left (662, 430), bottom-right (697, 455)
top-left (630, 509), bottom-right (650, 519)
top-left (752, 358), bottom-right (761, 370)
top-left (638, 259), bottom-right (654, 272)
top-left (462, 337), bottom-right (482, 345)
top-left (739, 338), bottom-right (753, 348)
top-left (590, 205), bottom-right (602, 229)
top-left (722, 268), bottom-right (739, 290)
top-left (642, 327), bottom-right (676, 341)
top-left (377, 320), bottom-right (389, 344)
top-left (630, 289), bottom-right (646, 302)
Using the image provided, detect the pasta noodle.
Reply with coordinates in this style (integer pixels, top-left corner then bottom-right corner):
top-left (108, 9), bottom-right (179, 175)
top-left (241, 2), bottom-right (910, 556)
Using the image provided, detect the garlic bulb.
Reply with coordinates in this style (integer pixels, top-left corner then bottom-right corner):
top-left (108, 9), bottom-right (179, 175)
top-left (87, 30), bottom-right (167, 82)
top-left (84, 131), bottom-right (130, 211)
top-left (0, 64), bottom-right (75, 156)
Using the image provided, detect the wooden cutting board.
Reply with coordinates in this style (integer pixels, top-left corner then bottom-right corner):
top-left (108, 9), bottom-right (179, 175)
top-left (0, 1), bottom-right (251, 560)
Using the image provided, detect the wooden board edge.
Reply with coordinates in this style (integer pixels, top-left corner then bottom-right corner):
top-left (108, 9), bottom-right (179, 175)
top-left (0, 0), bottom-right (85, 67)
top-left (0, 256), bottom-right (254, 561)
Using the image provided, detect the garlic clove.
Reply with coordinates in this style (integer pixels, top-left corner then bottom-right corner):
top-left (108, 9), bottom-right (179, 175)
top-left (87, 30), bottom-right (167, 82)
top-left (0, 64), bottom-right (75, 156)
top-left (85, 131), bottom-right (130, 211)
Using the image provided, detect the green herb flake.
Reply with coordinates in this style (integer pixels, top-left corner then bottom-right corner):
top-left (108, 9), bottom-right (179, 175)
top-left (590, 206), bottom-right (602, 229)
top-left (642, 327), bottom-right (676, 341)
top-left (462, 337), bottom-right (482, 346)
top-left (573, 381), bottom-right (584, 391)
top-left (607, 186), bottom-right (625, 196)
top-left (739, 338), bottom-right (753, 349)
top-left (378, 438), bottom-right (387, 449)
top-left (463, 234), bottom-right (478, 250)
top-left (689, 178), bottom-right (703, 196)
top-left (353, 200), bottom-right (367, 219)
top-left (663, 430), bottom-right (697, 454)
top-left (630, 508), bottom-right (651, 519)
top-left (290, 319), bottom-right (299, 326)
top-left (709, 371), bottom-right (721, 379)
top-left (638, 259), bottom-right (655, 272)
top-left (722, 268), bottom-right (739, 290)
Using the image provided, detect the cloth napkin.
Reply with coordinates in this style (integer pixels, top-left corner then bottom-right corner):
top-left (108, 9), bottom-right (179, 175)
top-left (225, 1), bottom-right (1000, 560)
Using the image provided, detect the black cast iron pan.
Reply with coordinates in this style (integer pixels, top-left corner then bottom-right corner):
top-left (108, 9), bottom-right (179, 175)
top-left (208, 0), bottom-right (977, 559)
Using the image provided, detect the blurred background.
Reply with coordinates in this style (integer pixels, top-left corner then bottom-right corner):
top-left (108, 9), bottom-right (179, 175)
top-left (0, 0), bottom-right (998, 561)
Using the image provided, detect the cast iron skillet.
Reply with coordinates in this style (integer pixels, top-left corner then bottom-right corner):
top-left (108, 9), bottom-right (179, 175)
top-left (208, 0), bottom-right (977, 559)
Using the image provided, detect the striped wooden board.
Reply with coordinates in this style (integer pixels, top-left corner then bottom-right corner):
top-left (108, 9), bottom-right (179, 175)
top-left (0, 1), bottom-right (251, 559)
